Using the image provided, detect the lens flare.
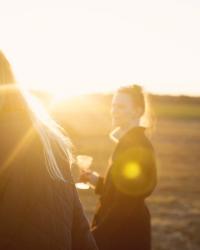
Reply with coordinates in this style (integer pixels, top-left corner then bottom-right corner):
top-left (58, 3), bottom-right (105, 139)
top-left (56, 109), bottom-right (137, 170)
top-left (122, 162), bottom-right (141, 179)
top-left (111, 146), bottom-right (157, 196)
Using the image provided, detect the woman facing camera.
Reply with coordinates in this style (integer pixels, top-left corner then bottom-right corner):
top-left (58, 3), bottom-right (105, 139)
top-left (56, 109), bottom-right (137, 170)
top-left (81, 85), bottom-right (157, 250)
top-left (0, 51), bottom-right (98, 250)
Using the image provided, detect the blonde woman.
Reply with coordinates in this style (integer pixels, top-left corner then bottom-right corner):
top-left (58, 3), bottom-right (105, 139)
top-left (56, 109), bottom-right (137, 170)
top-left (0, 51), bottom-right (98, 250)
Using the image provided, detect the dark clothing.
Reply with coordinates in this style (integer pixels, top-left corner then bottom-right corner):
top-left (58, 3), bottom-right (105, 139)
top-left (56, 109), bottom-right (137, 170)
top-left (91, 127), bottom-right (157, 250)
top-left (0, 114), bottom-right (98, 250)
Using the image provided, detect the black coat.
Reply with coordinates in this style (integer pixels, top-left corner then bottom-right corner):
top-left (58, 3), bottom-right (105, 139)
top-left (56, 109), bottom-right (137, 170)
top-left (91, 127), bottom-right (157, 250)
top-left (0, 114), bottom-right (98, 250)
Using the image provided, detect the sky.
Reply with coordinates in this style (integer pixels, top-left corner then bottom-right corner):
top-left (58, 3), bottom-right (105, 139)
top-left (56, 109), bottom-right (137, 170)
top-left (0, 0), bottom-right (200, 97)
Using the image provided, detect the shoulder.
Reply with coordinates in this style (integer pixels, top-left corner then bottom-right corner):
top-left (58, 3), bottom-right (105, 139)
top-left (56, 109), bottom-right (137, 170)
top-left (114, 127), bottom-right (154, 156)
top-left (111, 127), bottom-right (157, 197)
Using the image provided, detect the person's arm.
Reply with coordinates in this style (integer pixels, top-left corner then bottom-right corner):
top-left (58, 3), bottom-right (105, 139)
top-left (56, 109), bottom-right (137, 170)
top-left (91, 145), bottom-right (157, 240)
top-left (80, 171), bottom-right (105, 195)
top-left (111, 145), bottom-right (157, 198)
top-left (71, 185), bottom-right (98, 250)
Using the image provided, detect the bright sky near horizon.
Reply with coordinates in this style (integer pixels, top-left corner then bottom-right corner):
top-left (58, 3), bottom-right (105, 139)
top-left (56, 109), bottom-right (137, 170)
top-left (0, 0), bottom-right (200, 97)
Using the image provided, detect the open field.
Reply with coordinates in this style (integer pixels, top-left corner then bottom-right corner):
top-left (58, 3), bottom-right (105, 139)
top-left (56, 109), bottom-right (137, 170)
top-left (48, 93), bottom-right (200, 250)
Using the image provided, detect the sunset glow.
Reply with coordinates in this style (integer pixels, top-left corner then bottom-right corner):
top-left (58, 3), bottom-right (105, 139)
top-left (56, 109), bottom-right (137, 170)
top-left (1, 0), bottom-right (200, 97)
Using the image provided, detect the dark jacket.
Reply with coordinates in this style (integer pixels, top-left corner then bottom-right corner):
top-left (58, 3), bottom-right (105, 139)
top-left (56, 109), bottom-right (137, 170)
top-left (91, 127), bottom-right (157, 250)
top-left (0, 114), bottom-right (98, 250)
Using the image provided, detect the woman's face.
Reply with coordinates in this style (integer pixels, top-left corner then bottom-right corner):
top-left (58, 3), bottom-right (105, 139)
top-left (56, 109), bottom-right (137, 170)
top-left (111, 92), bottom-right (139, 128)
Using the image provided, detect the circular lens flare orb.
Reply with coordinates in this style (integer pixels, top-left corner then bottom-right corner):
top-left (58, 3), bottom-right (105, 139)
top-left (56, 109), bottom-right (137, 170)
top-left (122, 162), bottom-right (141, 180)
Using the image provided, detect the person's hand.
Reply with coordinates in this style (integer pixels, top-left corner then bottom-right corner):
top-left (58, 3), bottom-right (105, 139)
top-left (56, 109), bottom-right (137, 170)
top-left (79, 170), bottom-right (100, 188)
top-left (79, 170), bottom-right (93, 183)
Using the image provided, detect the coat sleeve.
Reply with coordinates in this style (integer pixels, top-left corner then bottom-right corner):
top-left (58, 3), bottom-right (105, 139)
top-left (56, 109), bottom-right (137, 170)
top-left (111, 144), bottom-right (157, 198)
top-left (71, 185), bottom-right (98, 250)
top-left (91, 145), bottom-right (157, 241)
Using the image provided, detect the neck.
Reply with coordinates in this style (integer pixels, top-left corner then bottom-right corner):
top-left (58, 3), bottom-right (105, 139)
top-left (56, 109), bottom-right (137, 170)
top-left (121, 119), bottom-right (140, 131)
top-left (110, 119), bottom-right (140, 143)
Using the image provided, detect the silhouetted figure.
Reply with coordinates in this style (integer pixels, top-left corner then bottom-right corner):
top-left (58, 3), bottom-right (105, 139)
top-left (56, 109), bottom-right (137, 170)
top-left (0, 51), bottom-right (98, 250)
top-left (81, 85), bottom-right (157, 250)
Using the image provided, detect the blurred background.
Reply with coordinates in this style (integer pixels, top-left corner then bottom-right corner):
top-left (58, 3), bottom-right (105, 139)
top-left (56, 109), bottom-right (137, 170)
top-left (37, 92), bottom-right (200, 250)
top-left (1, 0), bottom-right (200, 249)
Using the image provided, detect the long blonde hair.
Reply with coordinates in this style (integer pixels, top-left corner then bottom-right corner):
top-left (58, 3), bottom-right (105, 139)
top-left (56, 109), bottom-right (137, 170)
top-left (0, 51), bottom-right (73, 182)
top-left (0, 51), bottom-right (16, 84)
